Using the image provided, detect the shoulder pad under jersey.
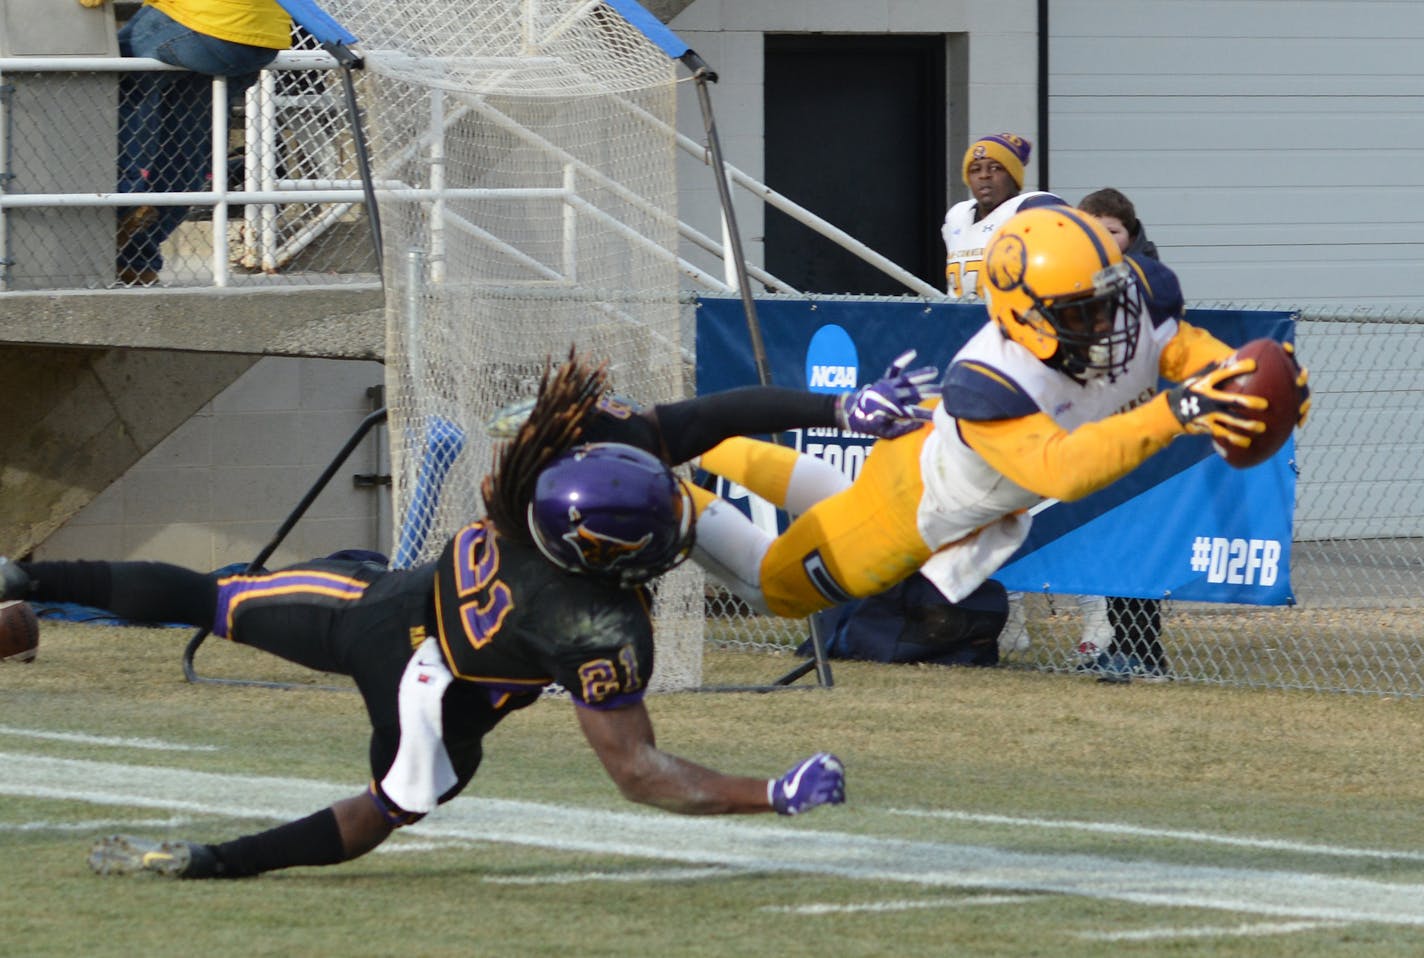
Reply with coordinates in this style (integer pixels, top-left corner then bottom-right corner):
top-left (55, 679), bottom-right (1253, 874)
top-left (1125, 255), bottom-right (1185, 327)
top-left (939, 360), bottom-right (1040, 421)
top-left (1017, 192), bottom-right (1068, 211)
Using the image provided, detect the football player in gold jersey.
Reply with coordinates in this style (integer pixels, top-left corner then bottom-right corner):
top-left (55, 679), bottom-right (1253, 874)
top-left (695, 205), bottom-right (1310, 619)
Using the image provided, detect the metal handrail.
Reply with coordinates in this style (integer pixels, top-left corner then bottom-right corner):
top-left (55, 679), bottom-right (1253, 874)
top-left (0, 51), bottom-right (346, 287)
top-left (0, 51), bottom-right (339, 72)
top-left (0, 51), bottom-right (941, 297)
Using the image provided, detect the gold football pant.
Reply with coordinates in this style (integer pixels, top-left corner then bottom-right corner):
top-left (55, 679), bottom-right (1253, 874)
top-left (700, 429), bottom-right (932, 619)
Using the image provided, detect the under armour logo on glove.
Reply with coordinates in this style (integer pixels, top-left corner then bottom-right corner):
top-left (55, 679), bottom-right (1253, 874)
top-left (835, 350), bottom-right (940, 439)
top-left (1167, 356), bottom-right (1266, 447)
top-left (769, 752), bottom-right (846, 815)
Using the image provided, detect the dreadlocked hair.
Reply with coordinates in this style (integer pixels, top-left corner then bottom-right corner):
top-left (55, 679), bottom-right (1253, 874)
top-left (482, 347), bottom-right (608, 542)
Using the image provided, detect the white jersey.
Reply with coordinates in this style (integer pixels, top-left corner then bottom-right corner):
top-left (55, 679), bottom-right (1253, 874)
top-left (915, 262), bottom-right (1184, 600)
top-left (941, 191), bottom-right (1063, 299)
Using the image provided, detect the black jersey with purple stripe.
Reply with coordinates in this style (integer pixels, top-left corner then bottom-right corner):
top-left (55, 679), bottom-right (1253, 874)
top-left (432, 520), bottom-right (655, 709)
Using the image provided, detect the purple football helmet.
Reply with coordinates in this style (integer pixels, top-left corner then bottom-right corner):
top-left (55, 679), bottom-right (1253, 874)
top-left (528, 443), bottom-right (695, 587)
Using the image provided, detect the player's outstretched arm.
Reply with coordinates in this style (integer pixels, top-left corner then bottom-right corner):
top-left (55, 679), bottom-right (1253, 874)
top-left (835, 349), bottom-right (940, 439)
top-left (651, 350), bottom-right (940, 462)
top-left (575, 701), bottom-right (845, 816)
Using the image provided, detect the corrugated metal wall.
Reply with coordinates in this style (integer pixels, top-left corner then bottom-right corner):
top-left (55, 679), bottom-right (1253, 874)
top-left (1047, 1), bottom-right (1424, 536)
top-left (1047, 0), bottom-right (1424, 309)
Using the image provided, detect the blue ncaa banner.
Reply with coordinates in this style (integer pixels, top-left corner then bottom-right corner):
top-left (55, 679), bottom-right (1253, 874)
top-left (695, 296), bottom-right (1299, 606)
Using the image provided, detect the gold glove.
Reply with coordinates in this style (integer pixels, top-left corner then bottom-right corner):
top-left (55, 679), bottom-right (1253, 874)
top-left (1282, 341), bottom-right (1311, 428)
top-left (1167, 357), bottom-right (1268, 449)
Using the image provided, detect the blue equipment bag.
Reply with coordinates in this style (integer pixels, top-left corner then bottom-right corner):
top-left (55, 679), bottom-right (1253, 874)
top-left (801, 575), bottom-right (1007, 667)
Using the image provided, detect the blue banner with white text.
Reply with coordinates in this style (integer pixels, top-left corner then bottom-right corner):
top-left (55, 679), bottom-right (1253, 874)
top-left (695, 296), bottom-right (1298, 605)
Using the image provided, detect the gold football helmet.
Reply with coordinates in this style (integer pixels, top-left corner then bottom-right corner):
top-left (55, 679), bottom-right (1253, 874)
top-left (983, 206), bottom-right (1141, 379)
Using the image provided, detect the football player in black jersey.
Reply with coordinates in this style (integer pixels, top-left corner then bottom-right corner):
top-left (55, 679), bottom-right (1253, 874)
top-left (0, 351), bottom-right (936, 879)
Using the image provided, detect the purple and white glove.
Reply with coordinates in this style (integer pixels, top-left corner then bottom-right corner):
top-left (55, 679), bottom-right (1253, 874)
top-left (835, 350), bottom-right (940, 439)
top-left (769, 752), bottom-right (846, 815)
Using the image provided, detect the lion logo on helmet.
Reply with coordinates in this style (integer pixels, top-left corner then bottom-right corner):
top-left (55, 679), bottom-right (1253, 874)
top-left (985, 232), bottom-right (1028, 294)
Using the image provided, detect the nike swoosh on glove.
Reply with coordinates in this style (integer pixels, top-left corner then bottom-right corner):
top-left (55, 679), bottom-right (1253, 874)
top-left (835, 349), bottom-right (940, 439)
top-left (769, 752), bottom-right (846, 815)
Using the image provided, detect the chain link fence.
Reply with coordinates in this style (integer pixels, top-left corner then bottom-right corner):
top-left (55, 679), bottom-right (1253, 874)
top-left (7, 19), bottom-right (1422, 695)
top-left (703, 309), bottom-right (1424, 697)
top-left (228, 30), bottom-right (378, 281)
top-left (0, 27), bottom-right (376, 290)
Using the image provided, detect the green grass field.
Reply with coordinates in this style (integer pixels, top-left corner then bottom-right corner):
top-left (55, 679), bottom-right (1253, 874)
top-left (5, 620), bottom-right (1424, 957)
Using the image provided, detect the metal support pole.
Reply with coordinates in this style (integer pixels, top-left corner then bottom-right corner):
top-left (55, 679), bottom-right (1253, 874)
top-left (182, 408), bottom-right (389, 688)
top-left (328, 46), bottom-right (385, 280)
top-left (687, 58), bottom-right (771, 386)
top-left (211, 75), bottom-right (230, 287)
top-left (683, 51), bottom-right (832, 689)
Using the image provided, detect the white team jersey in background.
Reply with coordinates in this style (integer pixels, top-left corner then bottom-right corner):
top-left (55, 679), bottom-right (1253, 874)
top-left (941, 191), bottom-right (1062, 299)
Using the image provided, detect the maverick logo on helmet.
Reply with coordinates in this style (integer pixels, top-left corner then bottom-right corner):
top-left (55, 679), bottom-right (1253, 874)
top-left (985, 231), bottom-right (1028, 294)
top-left (528, 443), bottom-right (695, 588)
top-left (560, 507), bottom-right (656, 571)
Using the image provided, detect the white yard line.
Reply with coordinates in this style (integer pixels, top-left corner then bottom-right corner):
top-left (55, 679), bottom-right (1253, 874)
top-left (892, 807), bottom-right (1424, 862)
top-left (374, 839), bottom-right (482, 855)
top-left (1076, 920), bottom-right (1350, 942)
top-left (0, 724), bottom-right (220, 752)
top-left (5, 751), bottom-right (1424, 926)
top-left (762, 894), bottom-right (1038, 915)
top-left (0, 817), bottom-right (195, 833)
top-left (483, 866), bottom-right (744, 885)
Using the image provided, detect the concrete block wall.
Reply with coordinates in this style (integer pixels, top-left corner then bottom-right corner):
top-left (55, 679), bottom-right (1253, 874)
top-left (36, 356), bottom-right (390, 572)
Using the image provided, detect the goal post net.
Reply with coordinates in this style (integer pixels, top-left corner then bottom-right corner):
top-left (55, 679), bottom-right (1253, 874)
top-left (321, 0), bottom-right (702, 689)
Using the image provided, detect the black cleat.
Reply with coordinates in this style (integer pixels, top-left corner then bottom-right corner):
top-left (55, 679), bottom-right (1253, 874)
top-left (88, 835), bottom-right (223, 879)
top-left (0, 557), bottom-right (32, 602)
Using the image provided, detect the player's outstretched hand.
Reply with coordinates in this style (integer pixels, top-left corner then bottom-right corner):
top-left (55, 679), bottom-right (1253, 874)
top-left (1166, 356), bottom-right (1267, 450)
top-left (769, 752), bottom-right (845, 815)
top-left (836, 349), bottom-right (940, 439)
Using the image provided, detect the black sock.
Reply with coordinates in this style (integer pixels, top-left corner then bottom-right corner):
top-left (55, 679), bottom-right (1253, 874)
top-left (22, 560), bottom-right (216, 626)
top-left (1107, 596), bottom-right (1165, 669)
top-left (209, 807), bottom-right (346, 878)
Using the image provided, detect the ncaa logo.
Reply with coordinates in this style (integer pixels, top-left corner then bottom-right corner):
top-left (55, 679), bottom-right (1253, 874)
top-left (805, 324), bottom-right (858, 393)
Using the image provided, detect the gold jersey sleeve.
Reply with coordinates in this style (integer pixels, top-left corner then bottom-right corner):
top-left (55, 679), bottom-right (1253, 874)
top-left (960, 320), bottom-right (1236, 501)
top-left (1159, 319), bottom-right (1236, 382)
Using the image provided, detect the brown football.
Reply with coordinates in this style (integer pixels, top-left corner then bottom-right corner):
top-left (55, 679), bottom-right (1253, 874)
top-left (1213, 338), bottom-right (1303, 469)
top-left (0, 600), bottom-right (40, 663)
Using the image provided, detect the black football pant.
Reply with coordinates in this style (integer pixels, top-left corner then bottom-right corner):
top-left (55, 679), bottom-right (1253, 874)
top-left (21, 558), bottom-right (496, 795)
